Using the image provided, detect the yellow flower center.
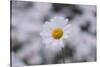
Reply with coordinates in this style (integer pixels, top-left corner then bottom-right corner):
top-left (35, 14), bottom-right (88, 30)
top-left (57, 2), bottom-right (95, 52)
top-left (52, 27), bottom-right (63, 39)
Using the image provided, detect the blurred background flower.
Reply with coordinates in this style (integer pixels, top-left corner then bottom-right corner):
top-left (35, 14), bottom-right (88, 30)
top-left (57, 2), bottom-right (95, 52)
top-left (11, 0), bottom-right (97, 67)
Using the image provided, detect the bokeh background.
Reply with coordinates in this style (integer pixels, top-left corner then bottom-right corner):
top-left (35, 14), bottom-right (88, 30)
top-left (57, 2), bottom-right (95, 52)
top-left (11, 0), bottom-right (97, 67)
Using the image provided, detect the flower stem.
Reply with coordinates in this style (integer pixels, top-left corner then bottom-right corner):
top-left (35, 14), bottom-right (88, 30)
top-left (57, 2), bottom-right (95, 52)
top-left (62, 48), bottom-right (65, 63)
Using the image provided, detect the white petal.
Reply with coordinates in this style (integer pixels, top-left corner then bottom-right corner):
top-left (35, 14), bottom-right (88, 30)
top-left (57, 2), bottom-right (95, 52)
top-left (50, 16), bottom-right (64, 22)
top-left (59, 39), bottom-right (64, 48)
top-left (49, 22), bottom-right (65, 30)
top-left (50, 16), bottom-right (65, 26)
top-left (64, 29), bottom-right (71, 34)
top-left (63, 32), bottom-right (69, 39)
top-left (52, 40), bottom-right (59, 47)
top-left (57, 16), bottom-right (65, 21)
top-left (40, 31), bottom-right (51, 37)
top-left (59, 21), bottom-right (68, 29)
top-left (43, 37), bottom-right (53, 44)
top-left (43, 22), bottom-right (52, 33)
top-left (50, 17), bottom-right (56, 22)
top-left (50, 21), bottom-right (57, 28)
top-left (65, 19), bottom-right (69, 22)
top-left (63, 25), bottom-right (71, 39)
top-left (63, 24), bottom-right (71, 31)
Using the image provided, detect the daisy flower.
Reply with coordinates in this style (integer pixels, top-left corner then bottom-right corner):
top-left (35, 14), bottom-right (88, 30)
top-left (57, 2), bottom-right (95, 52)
top-left (40, 16), bottom-right (71, 49)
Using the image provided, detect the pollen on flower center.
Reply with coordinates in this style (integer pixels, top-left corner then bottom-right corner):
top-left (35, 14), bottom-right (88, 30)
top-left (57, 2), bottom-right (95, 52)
top-left (52, 27), bottom-right (63, 39)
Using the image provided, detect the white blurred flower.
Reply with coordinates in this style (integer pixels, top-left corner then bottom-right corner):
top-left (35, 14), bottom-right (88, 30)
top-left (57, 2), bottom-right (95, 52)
top-left (12, 52), bottom-right (25, 67)
top-left (40, 16), bottom-right (71, 49)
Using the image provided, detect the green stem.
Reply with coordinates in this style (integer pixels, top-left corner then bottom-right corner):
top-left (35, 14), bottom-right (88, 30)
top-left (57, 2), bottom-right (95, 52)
top-left (62, 48), bottom-right (65, 63)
